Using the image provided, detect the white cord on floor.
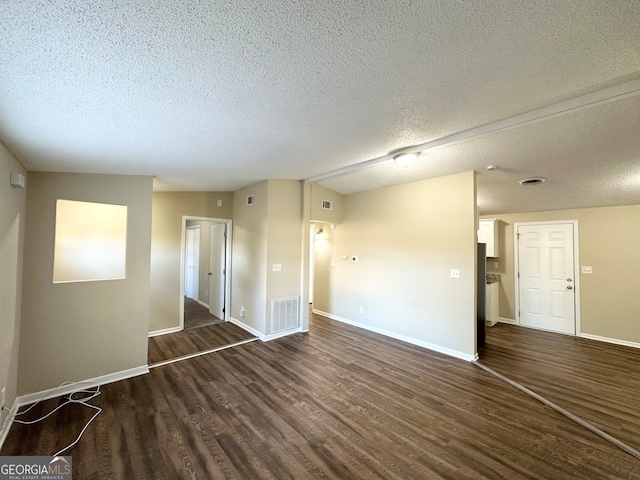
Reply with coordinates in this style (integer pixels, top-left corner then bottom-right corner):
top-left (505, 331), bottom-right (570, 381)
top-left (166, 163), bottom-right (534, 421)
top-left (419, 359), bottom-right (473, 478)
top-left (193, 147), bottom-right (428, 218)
top-left (12, 382), bottom-right (103, 457)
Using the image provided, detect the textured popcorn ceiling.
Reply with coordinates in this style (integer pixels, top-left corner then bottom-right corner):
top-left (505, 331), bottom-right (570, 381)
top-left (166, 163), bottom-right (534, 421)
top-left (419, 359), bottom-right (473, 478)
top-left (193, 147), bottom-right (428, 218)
top-left (0, 0), bottom-right (639, 213)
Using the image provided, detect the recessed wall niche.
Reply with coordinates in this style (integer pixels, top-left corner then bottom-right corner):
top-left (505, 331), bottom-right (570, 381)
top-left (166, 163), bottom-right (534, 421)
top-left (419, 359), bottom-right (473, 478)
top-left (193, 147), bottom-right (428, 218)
top-left (53, 199), bottom-right (128, 283)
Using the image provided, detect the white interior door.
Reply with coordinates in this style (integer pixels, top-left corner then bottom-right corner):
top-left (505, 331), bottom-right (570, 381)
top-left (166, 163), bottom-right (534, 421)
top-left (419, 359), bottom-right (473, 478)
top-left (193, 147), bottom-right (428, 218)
top-left (517, 223), bottom-right (576, 334)
top-left (185, 226), bottom-right (200, 300)
top-left (209, 223), bottom-right (226, 319)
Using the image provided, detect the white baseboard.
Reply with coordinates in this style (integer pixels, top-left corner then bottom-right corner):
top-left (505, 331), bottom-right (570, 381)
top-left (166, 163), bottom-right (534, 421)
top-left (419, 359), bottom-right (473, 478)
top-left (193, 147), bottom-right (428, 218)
top-left (230, 317), bottom-right (303, 342)
top-left (263, 329), bottom-right (303, 342)
top-left (230, 317), bottom-right (264, 340)
top-left (17, 365), bottom-right (150, 407)
top-left (0, 397), bottom-right (19, 451)
top-left (148, 326), bottom-right (182, 337)
top-left (312, 309), bottom-right (477, 362)
top-left (197, 300), bottom-right (210, 309)
top-left (498, 317), bottom-right (516, 325)
top-left (579, 333), bottom-right (640, 350)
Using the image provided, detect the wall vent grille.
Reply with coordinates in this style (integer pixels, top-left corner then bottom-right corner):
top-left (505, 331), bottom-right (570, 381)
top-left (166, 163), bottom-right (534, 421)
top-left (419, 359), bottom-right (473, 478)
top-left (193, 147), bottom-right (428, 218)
top-left (321, 200), bottom-right (333, 210)
top-left (246, 195), bottom-right (254, 206)
top-left (271, 296), bottom-right (299, 333)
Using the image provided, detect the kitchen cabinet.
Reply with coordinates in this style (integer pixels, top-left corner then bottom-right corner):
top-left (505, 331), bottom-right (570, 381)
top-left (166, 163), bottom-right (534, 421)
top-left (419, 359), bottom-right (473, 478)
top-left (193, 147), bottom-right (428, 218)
top-left (486, 281), bottom-right (499, 327)
top-left (478, 218), bottom-right (499, 257)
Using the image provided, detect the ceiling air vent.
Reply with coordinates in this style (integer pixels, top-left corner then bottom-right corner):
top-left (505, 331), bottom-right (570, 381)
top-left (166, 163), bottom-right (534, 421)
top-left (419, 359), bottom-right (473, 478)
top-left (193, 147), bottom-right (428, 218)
top-left (518, 177), bottom-right (546, 186)
top-left (246, 195), bottom-right (254, 206)
top-left (322, 200), bottom-right (333, 210)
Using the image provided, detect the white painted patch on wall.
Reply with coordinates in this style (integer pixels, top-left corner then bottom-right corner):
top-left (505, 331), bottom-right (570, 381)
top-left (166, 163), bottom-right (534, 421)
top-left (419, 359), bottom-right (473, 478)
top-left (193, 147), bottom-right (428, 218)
top-left (271, 296), bottom-right (299, 333)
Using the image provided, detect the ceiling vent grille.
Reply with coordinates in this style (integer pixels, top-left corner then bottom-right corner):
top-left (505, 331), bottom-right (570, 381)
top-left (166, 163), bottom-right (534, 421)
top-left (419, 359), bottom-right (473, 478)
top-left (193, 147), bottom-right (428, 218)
top-left (322, 200), bottom-right (333, 210)
top-left (518, 177), bottom-right (546, 186)
top-left (246, 195), bottom-right (254, 206)
top-left (271, 296), bottom-right (299, 333)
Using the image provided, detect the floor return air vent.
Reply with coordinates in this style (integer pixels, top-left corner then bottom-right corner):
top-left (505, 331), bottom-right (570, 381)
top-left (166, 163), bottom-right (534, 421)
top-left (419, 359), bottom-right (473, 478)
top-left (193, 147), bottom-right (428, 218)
top-left (271, 296), bottom-right (300, 333)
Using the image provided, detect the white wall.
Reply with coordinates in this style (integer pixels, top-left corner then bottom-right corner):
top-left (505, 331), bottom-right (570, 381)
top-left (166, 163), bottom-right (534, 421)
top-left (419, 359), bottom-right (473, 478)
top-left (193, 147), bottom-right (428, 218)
top-left (314, 172), bottom-right (478, 359)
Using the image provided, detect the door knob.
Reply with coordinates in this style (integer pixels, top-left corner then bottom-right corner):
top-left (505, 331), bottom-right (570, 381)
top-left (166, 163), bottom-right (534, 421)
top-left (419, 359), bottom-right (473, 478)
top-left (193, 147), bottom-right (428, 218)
top-left (566, 285), bottom-right (573, 290)
top-left (566, 278), bottom-right (573, 282)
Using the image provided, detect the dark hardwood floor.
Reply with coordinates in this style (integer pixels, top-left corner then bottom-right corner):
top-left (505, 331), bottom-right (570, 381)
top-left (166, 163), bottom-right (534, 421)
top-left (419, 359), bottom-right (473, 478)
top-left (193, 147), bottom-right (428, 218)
top-left (148, 321), bottom-right (257, 365)
top-left (480, 322), bottom-right (640, 454)
top-left (3, 313), bottom-right (640, 479)
top-left (184, 297), bottom-right (224, 330)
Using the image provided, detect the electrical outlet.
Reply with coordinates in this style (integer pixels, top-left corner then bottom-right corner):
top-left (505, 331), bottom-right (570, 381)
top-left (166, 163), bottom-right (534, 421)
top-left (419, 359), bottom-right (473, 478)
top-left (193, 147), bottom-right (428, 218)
top-left (240, 307), bottom-right (245, 318)
top-left (359, 307), bottom-right (364, 314)
top-left (493, 262), bottom-right (499, 268)
top-left (450, 269), bottom-right (460, 279)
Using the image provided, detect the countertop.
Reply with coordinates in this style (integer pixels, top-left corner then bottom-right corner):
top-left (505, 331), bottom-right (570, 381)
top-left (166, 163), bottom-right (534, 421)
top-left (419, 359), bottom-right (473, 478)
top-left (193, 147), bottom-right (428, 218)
top-left (485, 273), bottom-right (501, 284)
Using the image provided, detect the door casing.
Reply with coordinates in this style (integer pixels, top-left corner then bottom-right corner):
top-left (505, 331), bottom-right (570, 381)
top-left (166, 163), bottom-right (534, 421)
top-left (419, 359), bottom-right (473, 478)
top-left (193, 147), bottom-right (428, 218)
top-left (514, 220), bottom-right (581, 336)
top-left (209, 223), bottom-right (226, 319)
top-left (180, 216), bottom-right (233, 331)
top-left (185, 226), bottom-right (200, 300)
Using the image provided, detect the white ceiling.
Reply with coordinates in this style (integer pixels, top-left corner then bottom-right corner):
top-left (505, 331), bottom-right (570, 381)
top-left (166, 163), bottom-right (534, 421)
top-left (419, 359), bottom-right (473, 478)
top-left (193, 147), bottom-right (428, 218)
top-left (1, 1), bottom-right (639, 214)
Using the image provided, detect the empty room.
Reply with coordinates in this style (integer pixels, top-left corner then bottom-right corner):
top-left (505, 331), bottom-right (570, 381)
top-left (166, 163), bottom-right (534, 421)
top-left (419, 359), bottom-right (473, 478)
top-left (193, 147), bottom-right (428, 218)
top-left (1, 1), bottom-right (639, 479)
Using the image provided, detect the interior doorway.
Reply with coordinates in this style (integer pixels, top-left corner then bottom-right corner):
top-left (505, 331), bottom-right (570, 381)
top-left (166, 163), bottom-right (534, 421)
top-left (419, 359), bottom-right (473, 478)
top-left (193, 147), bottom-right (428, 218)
top-left (515, 221), bottom-right (580, 335)
top-left (180, 216), bottom-right (233, 331)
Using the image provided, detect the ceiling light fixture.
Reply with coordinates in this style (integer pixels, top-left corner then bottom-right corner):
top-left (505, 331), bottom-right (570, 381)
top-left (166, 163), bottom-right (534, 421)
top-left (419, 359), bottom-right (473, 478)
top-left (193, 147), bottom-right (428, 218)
top-left (393, 152), bottom-right (419, 167)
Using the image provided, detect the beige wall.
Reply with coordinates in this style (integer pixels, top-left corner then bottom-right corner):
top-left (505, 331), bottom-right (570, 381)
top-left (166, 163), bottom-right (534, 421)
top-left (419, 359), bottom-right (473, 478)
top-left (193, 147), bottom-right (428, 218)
top-left (310, 183), bottom-right (344, 224)
top-left (232, 181), bottom-right (269, 333)
top-left (484, 204), bottom-right (640, 344)
top-left (231, 180), bottom-right (304, 336)
top-left (18, 173), bottom-right (153, 395)
top-left (0, 144), bottom-right (27, 424)
top-left (314, 171), bottom-right (478, 358)
top-left (312, 221), bottom-right (332, 313)
top-left (265, 180), bottom-right (303, 334)
top-left (149, 192), bottom-right (233, 332)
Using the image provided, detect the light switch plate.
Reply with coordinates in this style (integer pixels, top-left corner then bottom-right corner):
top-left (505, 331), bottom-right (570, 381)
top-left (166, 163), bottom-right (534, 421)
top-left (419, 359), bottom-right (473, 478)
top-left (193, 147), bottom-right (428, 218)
top-left (272, 264), bottom-right (282, 272)
top-left (581, 266), bottom-right (592, 274)
top-left (450, 269), bottom-right (460, 279)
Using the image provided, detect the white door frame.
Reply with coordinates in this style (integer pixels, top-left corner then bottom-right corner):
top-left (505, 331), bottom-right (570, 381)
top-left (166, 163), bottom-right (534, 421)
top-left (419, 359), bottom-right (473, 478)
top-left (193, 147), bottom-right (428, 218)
top-left (185, 225), bottom-right (200, 300)
top-left (209, 223), bottom-right (227, 319)
top-left (514, 220), bottom-right (581, 335)
top-left (180, 216), bottom-right (233, 331)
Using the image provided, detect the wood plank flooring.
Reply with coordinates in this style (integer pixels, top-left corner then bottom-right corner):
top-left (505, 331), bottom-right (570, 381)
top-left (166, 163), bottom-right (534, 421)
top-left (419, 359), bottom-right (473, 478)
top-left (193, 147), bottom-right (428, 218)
top-left (148, 321), bottom-right (256, 365)
top-left (3, 313), bottom-right (640, 479)
top-left (184, 297), bottom-right (224, 330)
top-left (480, 323), bottom-right (640, 454)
